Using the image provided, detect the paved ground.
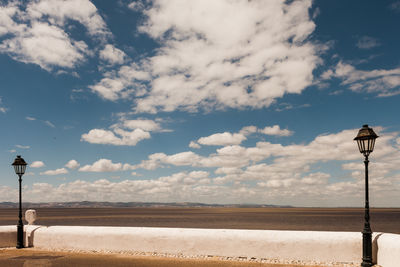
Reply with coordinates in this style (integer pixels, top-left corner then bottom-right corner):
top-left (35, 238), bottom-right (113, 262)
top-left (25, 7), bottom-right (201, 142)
top-left (0, 248), bottom-right (343, 267)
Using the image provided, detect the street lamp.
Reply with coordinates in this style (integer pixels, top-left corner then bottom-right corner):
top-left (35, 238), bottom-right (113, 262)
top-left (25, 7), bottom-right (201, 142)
top-left (12, 155), bottom-right (27, 249)
top-left (354, 125), bottom-right (378, 267)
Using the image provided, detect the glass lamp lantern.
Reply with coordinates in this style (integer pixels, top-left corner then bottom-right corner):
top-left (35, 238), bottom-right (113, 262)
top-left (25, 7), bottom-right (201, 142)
top-left (12, 155), bottom-right (27, 176)
top-left (354, 125), bottom-right (378, 157)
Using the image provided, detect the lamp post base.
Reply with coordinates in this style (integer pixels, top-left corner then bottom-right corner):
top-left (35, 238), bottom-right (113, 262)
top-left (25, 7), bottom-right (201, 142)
top-left (16, 224), bottom-right (24, 249)
top-left (361, 229), bottom-right (372, 267)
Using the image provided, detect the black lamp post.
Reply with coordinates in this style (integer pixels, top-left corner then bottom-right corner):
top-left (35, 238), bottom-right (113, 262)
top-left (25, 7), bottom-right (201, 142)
top-left (12, 155), bottom-right (27, 249)
top-left (354, 125), bottom-right (378, 267)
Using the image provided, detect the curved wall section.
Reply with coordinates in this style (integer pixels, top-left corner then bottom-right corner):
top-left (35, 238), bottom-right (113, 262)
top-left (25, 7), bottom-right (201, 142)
top-left (1, 225), bottom-right (399, 266)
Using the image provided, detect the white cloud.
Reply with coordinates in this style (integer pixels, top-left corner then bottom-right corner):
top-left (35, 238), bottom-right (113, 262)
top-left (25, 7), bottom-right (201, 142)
top-left (121, 119), bottom-right (161, 131)
top-left (19, 170), bottom-right (215, 202)
top-left (0, 97), bottom-right (6, 113)
top-left (79, 158), bottom-right (133, 172)
top-left (81, 118), bottom-right (169, 146)
top-left (26, 116), bottom-right (36, 120)
top-left (0, 185), bottom-right (18, 202)
top-left (134, 151), bottom-right (202, 170)
top-left (189, 141), bottom-right (201, 149)
top-left (40, 167), bottom-right (68, 175)
top-left (135, 127), bottom-right (398, 183)
top-left (0, 20), bottom-right (89, 70)
top-left (99, 44), bottom-right (126, 65)
top-left (89, 62), bottom-right (151, 101)
top-left (15, 144), bottom-right (30, 149)
top-left (44, 120), bottom-right (55, 128)
top-left (322, 61), bottom-right (400, 97)
top-left (26, 0), bottom-right (109, 38)
top-left (91, 0), bottom-right (320, 113)
top-left (0, 0), bottom-right (109, 70)
top-left (259, 125), bottom-right (293, 136)
top-left (128, 2), bottom-right (146, 12)
top-left (5, 126), bottom-right (400, 205)
top-left (239, 126), bottom-right (258, 136)
top-left (197, 132), bottom-right (247, 146)
top-left (65, 159), bottom-right (80, 170)
top-left (30, 161), bottom-right (45, 168)
top-left (215, 167), bottom-right (243, 175)
top-left (356, 36), bottom-right (380, 49)
top-left (189, 125), bottom-right (292, 148)
top-left (81, 128), bottom-right (150, 146)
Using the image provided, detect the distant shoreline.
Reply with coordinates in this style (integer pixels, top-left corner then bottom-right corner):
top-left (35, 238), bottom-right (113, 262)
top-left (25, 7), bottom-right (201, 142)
top-left (1, 201), bottom-right (400, 209)
top-left (0, 201), bottom-right (294, 209)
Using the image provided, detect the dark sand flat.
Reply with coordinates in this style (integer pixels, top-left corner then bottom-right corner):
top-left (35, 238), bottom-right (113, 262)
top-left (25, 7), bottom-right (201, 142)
top-left (1, 207), bottom-right (399, 233)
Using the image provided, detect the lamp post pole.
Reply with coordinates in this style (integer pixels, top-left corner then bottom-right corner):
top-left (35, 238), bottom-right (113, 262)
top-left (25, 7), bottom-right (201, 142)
top-left (17, 173), bottom-right (23, 249)
top-left (12, 155), bottom-right (27, 249)
top-left (354, 124), bottom-right (378, 267)
top-left (362, 156), bottom-right (372, 267)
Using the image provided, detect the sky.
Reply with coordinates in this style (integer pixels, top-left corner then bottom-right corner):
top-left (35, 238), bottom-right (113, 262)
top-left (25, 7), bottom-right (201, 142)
top-left (0, 0), bottom-right (400, 207)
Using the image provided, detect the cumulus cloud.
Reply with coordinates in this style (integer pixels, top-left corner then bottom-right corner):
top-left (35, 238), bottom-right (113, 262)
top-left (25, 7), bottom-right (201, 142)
top-left (81, 128), bottom-right (150, 146)
top-left (79, 159), bottom-right (122, 172)
top-left (18, 170), bottom-right (213, 203)
top-left (30, 161), bottom-right (45, 168)
top-left (40, 168), bottom-right (68, 175)
top-left (81, 118), bottom-right (168, 146)
top-left (89, 62), bottom-right (151, 101)
top-left (91, 0), bottom-right (320, 113)
top-left (5, 126), bottom-right (400, 205)
top-left (0, 0), bottom-right (109, 70)
top-left (26, 0), bottom-right (109, 38)
top-left (121, 119), bottom-right (161, 132)
top-left (65, 159), bottom-right (80, 170)
top-left (99, 44), bottom-right (126, 65)
top-left (259, 125), bottom-right (293, 136)
top-left (322, 61), bottom-right (400, 97)
top-left (133, 151), bottom-right (202, 170)
top-left (189, 141), bottom-right (201, 149)
top-left (197, 132), bottom-right (247, 146)
top-left (79, 158), bottom-right (135, 172)
top-left (189, 125), bottom-right (292, 148)
top-left (135, 126), bottom-right (398, 184)
top-left (0, 21), bottom-right (89, 70)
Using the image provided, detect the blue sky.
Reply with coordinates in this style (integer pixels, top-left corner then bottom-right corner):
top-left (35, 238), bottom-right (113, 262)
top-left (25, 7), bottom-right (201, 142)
top-left (0, 0), bottom-right (399, 206)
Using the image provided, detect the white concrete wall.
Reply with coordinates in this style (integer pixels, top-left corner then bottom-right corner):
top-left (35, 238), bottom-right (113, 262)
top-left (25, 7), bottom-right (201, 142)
top-left (0, 225), bottom-right (17, 248)
top-left (376, 233), bottom-right (400, 267)
top-left (24, 226), bottom-right (365, 264)
top-left (1, 225), bottom-right (399, 266)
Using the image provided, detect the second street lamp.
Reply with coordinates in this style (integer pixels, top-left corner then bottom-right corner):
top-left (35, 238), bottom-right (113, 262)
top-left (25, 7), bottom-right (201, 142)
top-left (354, 125), bottom-right (378, 267)
top-left (12, 155), bottom-right (28, 249)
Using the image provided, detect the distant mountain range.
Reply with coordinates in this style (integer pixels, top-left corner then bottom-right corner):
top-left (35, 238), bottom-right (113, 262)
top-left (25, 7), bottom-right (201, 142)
top-left (0, 201), bottom-right (292, 208)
